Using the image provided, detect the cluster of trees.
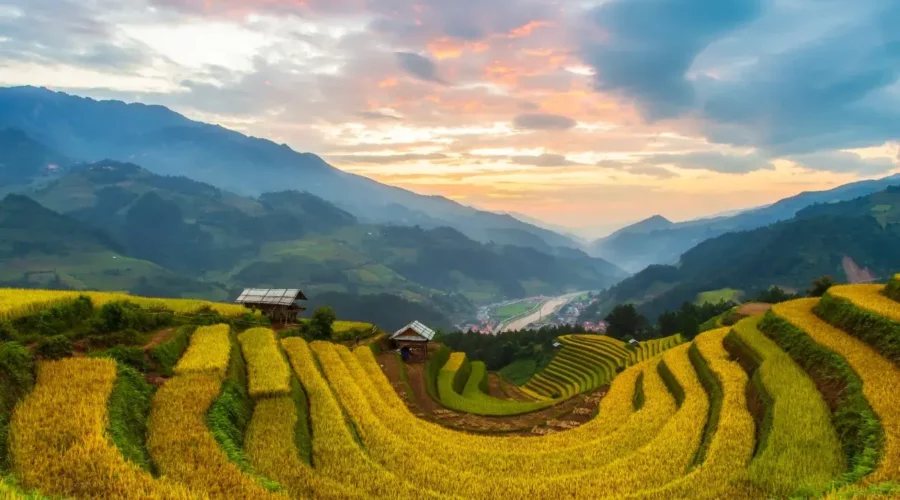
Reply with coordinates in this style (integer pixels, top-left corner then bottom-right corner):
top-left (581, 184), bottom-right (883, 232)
top-left (605, 275), bottom-right (838, 341)
top-left (604, 299), bottom-right (734, 341)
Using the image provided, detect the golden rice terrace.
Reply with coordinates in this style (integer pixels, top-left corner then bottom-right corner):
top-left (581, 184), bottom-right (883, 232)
top-left (1, 278), bottom-right (900, 499)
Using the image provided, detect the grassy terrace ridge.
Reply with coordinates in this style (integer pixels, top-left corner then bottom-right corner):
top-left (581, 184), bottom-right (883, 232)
top-left (728, 316), bottom-right (844, 497)
top-left (767, 299), bottom-right (896, 485)
top-left (816, 285), bottom-right (900, 365)
top-left (437, 352), bottom-right (556, 415)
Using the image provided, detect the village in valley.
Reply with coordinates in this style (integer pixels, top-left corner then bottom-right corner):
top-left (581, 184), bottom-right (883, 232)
top-left (459, 292), bottom-right (608, 335)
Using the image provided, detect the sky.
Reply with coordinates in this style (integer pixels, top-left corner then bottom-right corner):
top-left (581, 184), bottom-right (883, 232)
top-left (1, 0), bottom-right (899, 238)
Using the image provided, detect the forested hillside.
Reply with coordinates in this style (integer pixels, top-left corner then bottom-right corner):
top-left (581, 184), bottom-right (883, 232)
top-left (590, 175), bottom-right (900, 272)
top-left (582, 187), bottom-right (900, 320)
top-left (0, 86), bottom-right (582, 252)
top-left (1, 133), bottom-right (626, 328)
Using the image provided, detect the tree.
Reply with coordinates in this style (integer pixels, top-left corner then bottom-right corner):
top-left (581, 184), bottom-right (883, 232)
top-left (604, 304), bottom-right (650, 340)
top-left (309, 306), bottom-right (337, 340)
top-left (808, 275), bottom-right (837, 297)
top-left (754, 286), bottom-right (798, 304)
top-left (657, 311), bottom-right (679, 337)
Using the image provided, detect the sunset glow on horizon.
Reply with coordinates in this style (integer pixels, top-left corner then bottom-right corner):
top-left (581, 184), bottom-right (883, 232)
top-left (2, 0), bottom-right (898, 238)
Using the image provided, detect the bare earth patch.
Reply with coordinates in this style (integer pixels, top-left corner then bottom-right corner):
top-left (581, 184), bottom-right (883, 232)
top-left (842, 255), bottom-right (876, 283)
top-left (736, 303), bottom-right (772, 316)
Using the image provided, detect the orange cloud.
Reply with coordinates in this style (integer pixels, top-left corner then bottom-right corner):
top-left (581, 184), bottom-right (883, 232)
top-left (427, 38), bottom-right (491, 60)
top-left (428, 39), bottom-right (465, 60)
top-left (508, 20), bottom-right (552, 39)
top-left (378, 78), bottom-right (398, 88)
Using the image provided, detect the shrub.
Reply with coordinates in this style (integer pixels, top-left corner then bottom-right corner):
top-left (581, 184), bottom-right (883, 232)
top-left (308, 307), bottom-right (336, 340)
top-left (0, 342), bottom-right (35, 473)
top-left (85, 329), bottom-right (142, 349)
top-left (12, 295), bottom-right (93, 339)
top-left (148, 326), bottom-right (193, 376)
top-left (885, 274), bottom-right (900, 302)
top-left (107, 363), bottom-right (154, 471)
top-left (35, 335), bottom-right (73, 360)
top-left (0, 321), bottom-right (18, 342)
top-left (89, 346), bottom-right (148, 372)
top-left (95, 302), bottom-right (175, 334)
top-left (815, 291), bottom-right (900, 365)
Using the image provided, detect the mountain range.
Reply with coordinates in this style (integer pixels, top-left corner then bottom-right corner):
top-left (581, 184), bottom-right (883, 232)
top-left (4, 85), bottom-right (900, 330)
top-left (0, 103), bottom-right (627, 329)
top-left (581, 185), bottom-right (900, 321)
top-left (0, 86), bottom-right (581, 253)
top-left (589, 174), bottom-right (900, 272)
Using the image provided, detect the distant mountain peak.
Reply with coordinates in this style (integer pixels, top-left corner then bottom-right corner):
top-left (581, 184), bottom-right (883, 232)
top-left (639, 214), bottom-right (672, 225)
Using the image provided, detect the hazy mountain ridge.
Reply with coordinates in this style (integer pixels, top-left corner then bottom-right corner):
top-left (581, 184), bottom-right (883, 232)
top-left (590, 174), bottom-right (900, 271)
top-left (1, 130), bottom-right (626, 323)
top-left (0, 86), bottom-right (582, 253)
top-left (583, 186), bottom-right (900, 320)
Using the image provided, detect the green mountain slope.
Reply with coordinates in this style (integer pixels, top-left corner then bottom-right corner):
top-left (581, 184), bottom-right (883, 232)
top-left (24, 159), bottom-right (625, 311)
top-left (0, 194), bottom-right (229, 298)
top-left (0, 128), bottom-right (70, 191)
top-left (0, 86), bottom-right (582, 253)
top-left (591, 175), bottom-right (900, 272)
top-left (583, 186), bottom-right (900, 320)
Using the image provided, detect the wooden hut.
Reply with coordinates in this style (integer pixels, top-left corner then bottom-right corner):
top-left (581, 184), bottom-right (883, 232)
top-left (390, 321), bottom-right (436, 362)
top-left (234, 288), bottom-right (308, 324)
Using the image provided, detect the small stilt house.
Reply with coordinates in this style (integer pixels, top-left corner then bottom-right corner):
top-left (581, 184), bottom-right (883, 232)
top-left (234, 288), bottom-right (308, 324)
top-left (390, 321), bottom-right (436, 362)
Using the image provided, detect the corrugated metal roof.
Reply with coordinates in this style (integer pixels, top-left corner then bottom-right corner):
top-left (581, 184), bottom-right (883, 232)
top-left (235, 288), bottom-right (308, 306)
top-left (390, 320), bottom-right (436, 341)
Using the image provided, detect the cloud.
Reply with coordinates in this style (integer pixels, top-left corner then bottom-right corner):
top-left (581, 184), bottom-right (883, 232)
top-left (624, 165), bottom-right (679, 179)
top-left (357, 110), bottom-right (402, 121)
top-left (512, 113), bottom-right (577, 130)
top-left (328, 153), bottom-right (449, 164)
top-left (580, 0), bottom-right (900, 155)
top-left (395, 52), bottom-right (445, 83)
top-left (699, 3), bottom-right (900, 154)
top-left (788, 151), bottom-right (898, 175)
top-left (0, 0), bottom-right (154, 71)
top-left (583, 0), bottom-right (763, 119)
top-left (509, 153), bottom-right (583, 167)
top-left (646, 151), bottom-right (773, 174)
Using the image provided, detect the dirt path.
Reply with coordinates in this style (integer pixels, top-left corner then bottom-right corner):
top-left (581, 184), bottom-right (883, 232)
top-left (499, 292), bottom-right (583, 332)
top-left (736, 303), bottom-right (772, 316)
top-left (374, 354), bottom-right (609, 435)
top-left (486, 373), bottom-right (509, 399)
top-left (375, 351), bottom-right (417, 406)
top-left (143, 328), bottom-right (174, 351)
top-left (499, 378), bottom-right (536, 402)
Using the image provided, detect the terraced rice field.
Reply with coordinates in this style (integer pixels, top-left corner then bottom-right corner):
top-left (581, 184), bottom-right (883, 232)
top-left (435, 353), bottom-right (557, 415)
top-left (3, 282), bottom-right (900, 499)
top-left (522, 333), bottom-right (684, 399)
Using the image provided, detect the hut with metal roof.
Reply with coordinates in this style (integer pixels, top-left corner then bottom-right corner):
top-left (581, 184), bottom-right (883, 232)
top-left (234, 288), bottom-right (308, 324)
top-left (390, 321), bottom-right (436, 362)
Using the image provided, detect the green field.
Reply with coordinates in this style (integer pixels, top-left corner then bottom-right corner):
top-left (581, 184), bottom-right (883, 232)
top-left (498, 359), bottom-right (538, 386)
top-left (493, 300), bottom-right (540, 320)
top-left (696, 288), bottom-right (743, 305)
